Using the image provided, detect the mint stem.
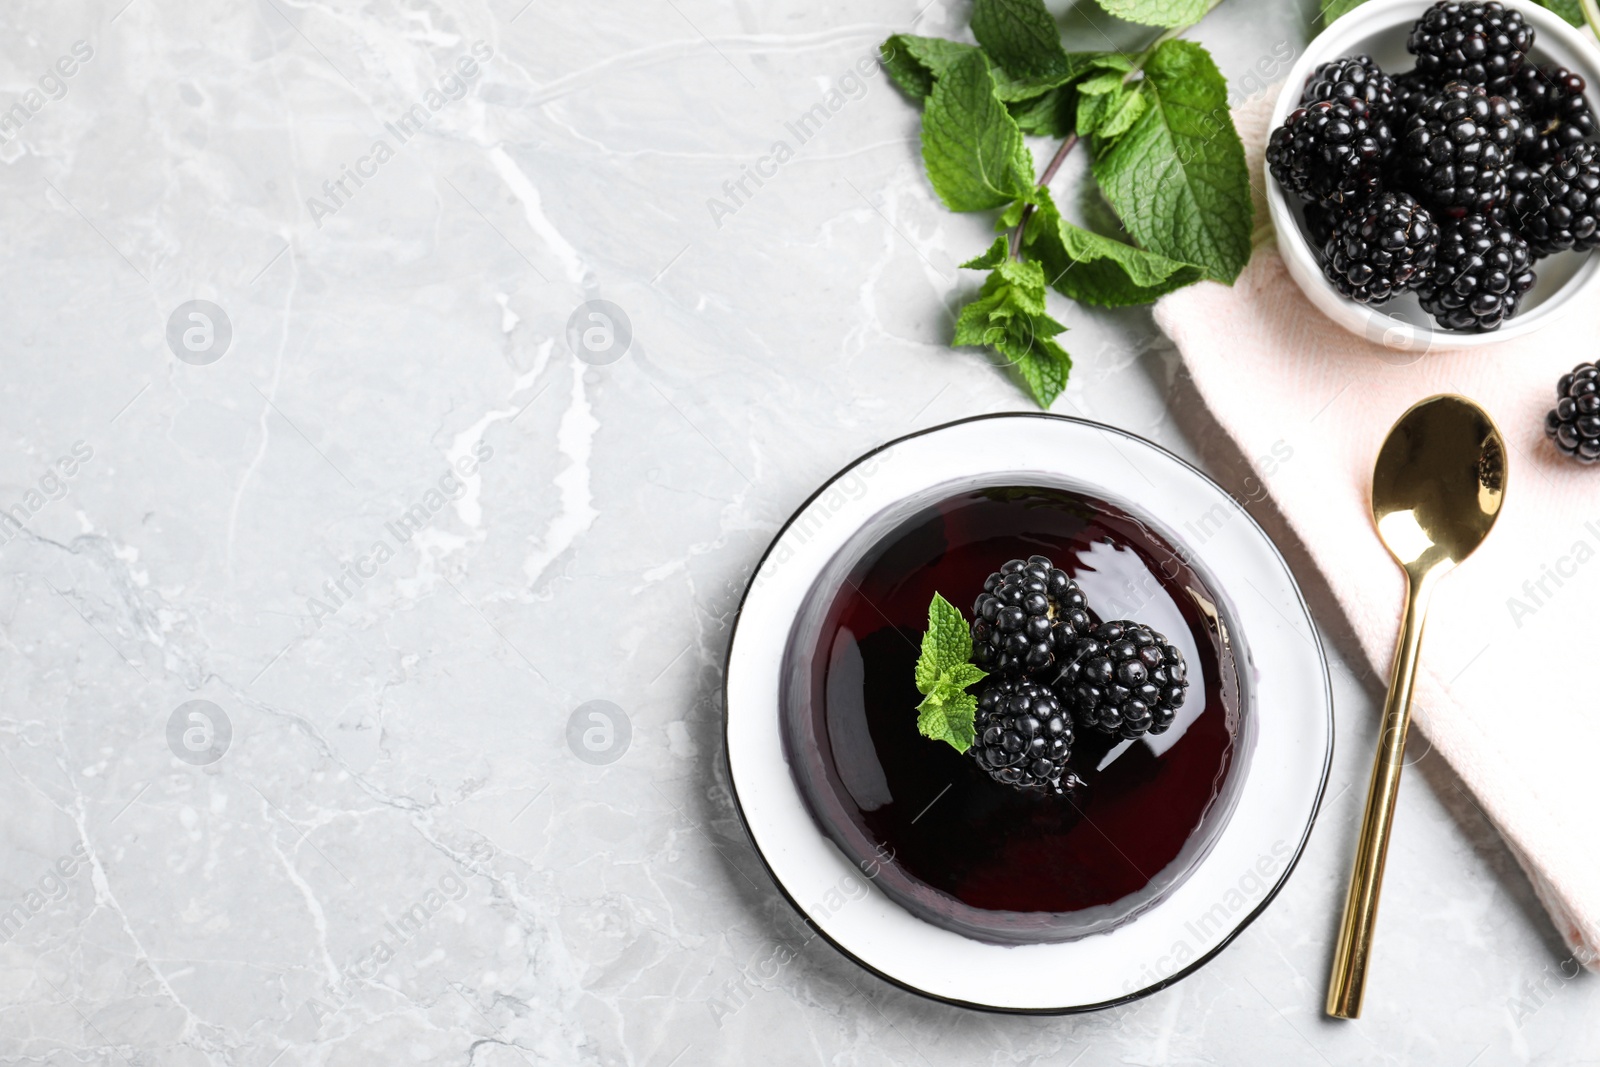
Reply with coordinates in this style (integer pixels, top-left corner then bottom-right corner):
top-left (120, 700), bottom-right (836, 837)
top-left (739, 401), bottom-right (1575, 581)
top-left (1009, 134), bottom-right (1079, 259)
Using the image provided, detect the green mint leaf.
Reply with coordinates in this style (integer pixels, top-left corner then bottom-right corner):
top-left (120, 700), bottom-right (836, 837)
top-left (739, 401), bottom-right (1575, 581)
top-left (1093, 0), bottom-right (1215, 27)
top-left (1009, 54), bottom-right (1132, 137)
top-left (960, 235), bottom-right (1011, 271)
top-left (1021, 188), bottom-right (1203, 306)
top-left (917, 688), bottom-right (978, 751)
top-left (1076, 71), bottom-right (1124, 96)
top-left (881, 35), bottom-right (1103, 105)
top-left (921, 51), bottom-right (1036, 212)
top-left (1096, 83), bottom-right (1148, 140)
top-left (971, 0), bottom-right (1069, 78)
top-left (1091, 39), bottom-right (1252, 283)
top-left (995, 321), bottom-right (1072, 408)
top-left (953, 253), bottom-right (1071, 406)
top-left (913, 593), bottom-right (975, 693)
top-left (941, 663), bottom-right (989, 691)
top-left (1009, 86), bottom-right (1075, 137)
top-left (881, 35), bottom-right (981, 100)
top-left (913, 594), bottom-right (985, 752)
top-left (1532, 0), bottom-right (1584, 25)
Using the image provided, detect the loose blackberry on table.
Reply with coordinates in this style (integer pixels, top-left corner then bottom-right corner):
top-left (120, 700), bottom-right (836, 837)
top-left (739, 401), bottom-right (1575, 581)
top-left (1407, 1), bottom-right (1532, 90)
top-left (1321, 191), bottom-right (1439, 304)
top-left (1417, 215), bottom-right (1536, 331)
top-left (970, 555), bottom-right (1091, 676)
top-left (1268, 98), bottom-right (1390, 206)
top-left (1547, 363), bottom-right (1600, 463)
top-left (1057, 621), bottom-right (1189, 741)
top-left (1514, 142), bottom-right (1600, 256)
top-left (969, 679), bottom-right (1074, 792)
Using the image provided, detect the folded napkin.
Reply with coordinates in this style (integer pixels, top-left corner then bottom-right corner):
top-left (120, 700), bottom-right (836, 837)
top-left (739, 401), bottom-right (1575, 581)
top-left (1151, 85), bottom-right (1600, 969)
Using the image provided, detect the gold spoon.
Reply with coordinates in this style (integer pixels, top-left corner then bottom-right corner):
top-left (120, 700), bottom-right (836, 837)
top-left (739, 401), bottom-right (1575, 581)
top-left (1326, 394), bottom-right (1506, 1020)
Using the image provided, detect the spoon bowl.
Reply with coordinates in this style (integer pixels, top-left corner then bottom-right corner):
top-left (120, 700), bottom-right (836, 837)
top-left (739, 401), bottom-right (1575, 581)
top-left (1327, 394), bottom-right (1505, 1020)
top-left (1371, 396), bottom-right (1506, 579)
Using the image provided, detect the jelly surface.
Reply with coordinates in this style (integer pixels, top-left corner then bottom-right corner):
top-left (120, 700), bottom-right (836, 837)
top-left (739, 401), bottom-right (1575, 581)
top-left (785, 486), bottom-right (1246, 938)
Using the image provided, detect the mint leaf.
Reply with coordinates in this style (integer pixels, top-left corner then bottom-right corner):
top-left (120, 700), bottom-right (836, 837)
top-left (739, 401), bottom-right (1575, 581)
top-left (913, 594), bottom-right (986, 752)
top-left (1097, 83), bottom-right (1148, 140)
top-left (882, 34), bottom-right (1094, 103)
top-left (1532, 0), bottom-right (1584, 25)
top-left (1007, 54), bottom-right (1132, 137)
top-left (997, 326), bottom-right (1073, 408)
top-left (1018, 189), bottom-right (1203, 306)
top-left (914, 593), bottom-right (975, 690)
top-left (960, 235), bottom-right (1011, 271)
top-left (881, 35), bottom-right (981, 100)
top-left (953, 242), bottom-right (1073, 405)
top-left (918, 690), bottom-right (978, 751)
top-left (1078, 80), bottom-right (1146, 140)
top-left (921, 51), bottom-right (1037, 212)
top-left (1319, 0), bottom-right (1371, 23)
top-left (1091, 39), bottom-right (1251, 283)
top-left (971, 0), bottom-right (1068, 78)
top-left (1093, 0), bottom-right (1214, 27)
top-left (1009, 87), bottom-right (1074, 137)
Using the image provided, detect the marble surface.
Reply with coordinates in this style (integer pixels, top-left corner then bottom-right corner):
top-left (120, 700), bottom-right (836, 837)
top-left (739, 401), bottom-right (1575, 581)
top-left (0, 0), bottom-right (1595, 1063)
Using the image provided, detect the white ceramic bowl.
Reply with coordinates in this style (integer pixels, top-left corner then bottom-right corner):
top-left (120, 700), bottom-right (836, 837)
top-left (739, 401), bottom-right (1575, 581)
top-left (1267, 0), bottom-right (1600, 352)
top-left (724, 415), bottom-right (1333, 1012)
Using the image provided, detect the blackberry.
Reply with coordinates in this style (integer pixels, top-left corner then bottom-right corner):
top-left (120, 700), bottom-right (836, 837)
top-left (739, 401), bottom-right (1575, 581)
top-left (1508, 64), bottom-right (1597, 165)
top-left (970, 678), bottom-right (1073, 791)
top-left (1321, 191), bottom-right (1439, 303)
top-left (1393, 69), bottom-right (1437, 128)
top-left (1267, 99), bottom-right (1387, 206)
top-left (1503, 160), bottom-right (1542, 223)
top-left (1515, 142), bottom-right (1600, 256)
top-left (1418, 215), bottom-right (1536, 331)
top-left (1546, 362), bottom-right (1600, 463)
top-left (1407, 1), bottom-right (1532, 90)
top-left (1304, 201), bottom-right (1347, 251)
top-left (1058, 621), bottom-right (1188, 740)
top-left (1394, 82), bottom-right (1518, 217)
top-left (1301, 54), bottom-right (1398, 137)
top-left (970, 555), bottom-right (1091, 676)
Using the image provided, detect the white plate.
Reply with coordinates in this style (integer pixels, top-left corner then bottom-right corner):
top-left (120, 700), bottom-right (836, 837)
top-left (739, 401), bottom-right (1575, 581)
top-left (724, 415), bottom-right (1333, 1012)
top-left (1267, 0), bottom-right (1600, 352)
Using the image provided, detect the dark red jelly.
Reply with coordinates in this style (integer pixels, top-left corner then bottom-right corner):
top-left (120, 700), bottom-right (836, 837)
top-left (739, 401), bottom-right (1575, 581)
top-left (782, 485), bottom-right (1250, 944)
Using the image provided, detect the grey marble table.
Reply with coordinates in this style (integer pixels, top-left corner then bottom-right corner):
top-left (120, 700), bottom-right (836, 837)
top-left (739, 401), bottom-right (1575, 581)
top-left (0, 0), bottom-right (1594, 1063)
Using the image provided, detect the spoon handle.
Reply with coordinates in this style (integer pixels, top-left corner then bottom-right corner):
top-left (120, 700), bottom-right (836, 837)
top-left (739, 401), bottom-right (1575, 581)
top-left (1326, 573), bottom-right (1432, 1019)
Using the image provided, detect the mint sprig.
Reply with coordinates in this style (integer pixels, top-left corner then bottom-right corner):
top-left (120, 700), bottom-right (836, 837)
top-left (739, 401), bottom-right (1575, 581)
top-left (882, 0), bottom-right (1251, 406)
top-left (913, 594), bottom-right (987, 753)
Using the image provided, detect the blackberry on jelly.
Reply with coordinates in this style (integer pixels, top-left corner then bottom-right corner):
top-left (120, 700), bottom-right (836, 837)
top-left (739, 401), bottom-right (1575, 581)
top-left (970, 678), bottom-right (1074, 791)
top-left (971, 555), bottom-right (1091, 676)
top-left (1058, 621), bottom-right (1189, 740)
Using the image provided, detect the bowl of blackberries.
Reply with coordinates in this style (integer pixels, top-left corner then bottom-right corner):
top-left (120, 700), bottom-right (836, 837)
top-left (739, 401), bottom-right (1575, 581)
top-left (1266, 0), bottom-right (1600, 349)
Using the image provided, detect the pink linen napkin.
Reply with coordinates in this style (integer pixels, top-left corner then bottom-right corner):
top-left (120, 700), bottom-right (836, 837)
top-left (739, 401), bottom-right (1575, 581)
top-left (1151, 85), bottom-right (1600, 969)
